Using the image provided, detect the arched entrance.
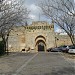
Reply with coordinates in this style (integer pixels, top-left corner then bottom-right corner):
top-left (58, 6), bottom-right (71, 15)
top-left (35, 35), bottom-right (46, 52)
top-left (38, 40), bottom-right (45, 51)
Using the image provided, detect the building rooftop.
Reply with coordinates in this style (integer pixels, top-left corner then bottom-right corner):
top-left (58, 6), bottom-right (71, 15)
top-left (31, 21), bottom-right (49, 26)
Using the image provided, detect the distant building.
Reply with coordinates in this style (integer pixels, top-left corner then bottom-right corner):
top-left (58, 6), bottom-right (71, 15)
top-left (8, 21), bottom-right (72, 52)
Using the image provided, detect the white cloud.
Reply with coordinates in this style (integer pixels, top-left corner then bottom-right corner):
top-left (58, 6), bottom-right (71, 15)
top-left (25, 3), bottom-right (42, 21)
top-left (30, 4), bottom-right (38, 11)
top-left (55, 28), bottom-right (67, 35)
top-left (25, 0), bottom-right (53, 24)
top-left (29, 14), bottom-right (36, 19)
top-left (59, 33), bottom-right (67, 35)
top-left (55, 28), bottom-right (63, 33)
top-left (27, 4), bottom-right (42, 14)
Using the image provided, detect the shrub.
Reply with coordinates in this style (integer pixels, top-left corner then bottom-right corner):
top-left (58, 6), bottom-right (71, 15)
top-left (0, 41), bottom-right (5, 56)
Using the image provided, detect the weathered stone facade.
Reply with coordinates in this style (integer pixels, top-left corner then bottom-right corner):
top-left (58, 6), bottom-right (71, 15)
top-left (8, 21), bottom-right (72, 52)
top-left (8, 21), bottom-right (55, 52)
top-left (55, 33), bottom-right (72, 47)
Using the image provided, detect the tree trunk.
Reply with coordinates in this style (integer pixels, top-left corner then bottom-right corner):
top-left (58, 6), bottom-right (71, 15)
top-left (3, 40), bottom-right (6, 53)
top-left (68, 34), bottom-right (75, 46)
top-left (2, 36), bottom-right (9, 55)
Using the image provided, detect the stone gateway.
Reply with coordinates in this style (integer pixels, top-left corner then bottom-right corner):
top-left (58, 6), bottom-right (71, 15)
top-left (8, 21), bottom-right (71, 52)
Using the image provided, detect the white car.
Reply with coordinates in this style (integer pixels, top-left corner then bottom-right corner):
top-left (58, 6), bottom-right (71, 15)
top-left (68, 46), bottom-right (75, 53)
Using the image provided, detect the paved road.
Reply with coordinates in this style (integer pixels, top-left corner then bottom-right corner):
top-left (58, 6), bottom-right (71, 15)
top-left (0, 52), bottom-right (75, 75)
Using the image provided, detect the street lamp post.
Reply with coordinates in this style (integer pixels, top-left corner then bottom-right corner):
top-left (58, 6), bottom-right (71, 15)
top-left (55, 37), bottom-right (59, 47)
top-left (55, 37), bottom-right (57, 47)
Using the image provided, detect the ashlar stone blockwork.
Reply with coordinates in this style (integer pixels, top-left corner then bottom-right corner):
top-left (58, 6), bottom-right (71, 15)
top-left (8, 21), bottom-right (55, 52)
top-left (8, 21), bottom-right (72, 53)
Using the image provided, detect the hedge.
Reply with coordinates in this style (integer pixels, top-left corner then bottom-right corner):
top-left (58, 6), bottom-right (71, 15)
top-left (0, 41), bottom-right (5, 56)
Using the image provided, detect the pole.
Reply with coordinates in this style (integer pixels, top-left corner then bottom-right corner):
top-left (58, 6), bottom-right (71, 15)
top-left (55, 37), bottom-right (57, 47)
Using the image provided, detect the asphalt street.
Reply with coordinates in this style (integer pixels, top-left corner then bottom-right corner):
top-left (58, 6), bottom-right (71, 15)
top-left (0, 52), bottom-right (75, 75)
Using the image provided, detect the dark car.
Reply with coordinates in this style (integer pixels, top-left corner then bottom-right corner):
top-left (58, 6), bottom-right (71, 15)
top-left (50, 47), bottom-right (62, 52)
top-left (60, 45), bottom-right (69, 53)
top-left (47, 48), bottom-right (52, 52)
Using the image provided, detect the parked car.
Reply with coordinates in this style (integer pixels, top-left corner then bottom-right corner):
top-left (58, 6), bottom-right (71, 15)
top-left (47, 48), bottom-right (52, 52)
top-left (50, 47), bottom-right (62, 52)
top-left (60, 45), bottom-right (69, 53)
top-left (47, 45), bottom-right (69, 52)
top-left (68, 45), bottom-right (75, 54)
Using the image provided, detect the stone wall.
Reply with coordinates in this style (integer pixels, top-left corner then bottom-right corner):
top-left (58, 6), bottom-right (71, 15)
top-left (8, 21), bottom-right (72, 52)
top-left (55, 34), bottom-right (72, 47)
top-left (8, 21), bottom-right (55, 52)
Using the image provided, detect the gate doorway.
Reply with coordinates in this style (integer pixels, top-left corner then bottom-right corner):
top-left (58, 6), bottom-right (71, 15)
top-left (35, 35), bottom-right (46, 52)
top-left (37, 40), bottom-right (46, 52)
top-left (38, 43), bottom-right (44, 51)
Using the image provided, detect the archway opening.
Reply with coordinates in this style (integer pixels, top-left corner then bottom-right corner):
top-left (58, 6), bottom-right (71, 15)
top-left (37, 40), bottom-right (45, 52)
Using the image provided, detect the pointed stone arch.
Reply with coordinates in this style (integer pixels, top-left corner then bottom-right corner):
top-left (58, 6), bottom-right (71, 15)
top-left (35, 35), bottom-right (46, 52)
top-left (35, 35), bottom-right (46, 42)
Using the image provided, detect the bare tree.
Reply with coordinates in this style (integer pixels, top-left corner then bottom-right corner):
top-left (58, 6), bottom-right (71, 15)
top-left (39, 0), bottom-right (75, 45)
top-left (0, 0), bottom-right (29, 54)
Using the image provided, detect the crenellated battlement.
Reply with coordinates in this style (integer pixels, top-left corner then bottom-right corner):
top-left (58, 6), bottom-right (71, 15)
top-left (32, 21), bottom-right (48, 26)
top-left (24, 21), bottom-right (54, 31)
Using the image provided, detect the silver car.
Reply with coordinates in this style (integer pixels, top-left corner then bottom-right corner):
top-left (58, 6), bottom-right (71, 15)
top-left (68, 46), bottom-right (75, 53)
